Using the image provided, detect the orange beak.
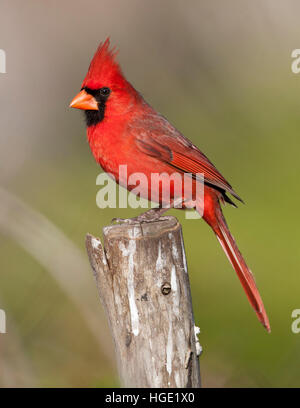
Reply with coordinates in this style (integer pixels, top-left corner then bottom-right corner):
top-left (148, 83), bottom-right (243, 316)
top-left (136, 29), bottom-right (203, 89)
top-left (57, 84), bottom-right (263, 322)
top-left (69, 89), bottom-right (98, 110)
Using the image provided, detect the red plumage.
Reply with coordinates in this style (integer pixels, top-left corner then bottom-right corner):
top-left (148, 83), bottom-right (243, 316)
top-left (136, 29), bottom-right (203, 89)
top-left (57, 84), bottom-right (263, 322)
top-left (70, 39), bottom-right (270, 332)
top-left (82, 39), bottom-right (120, 88)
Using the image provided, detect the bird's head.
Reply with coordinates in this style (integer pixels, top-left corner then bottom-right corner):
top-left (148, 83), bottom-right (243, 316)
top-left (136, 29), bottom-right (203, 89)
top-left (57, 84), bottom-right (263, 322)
top-left (70, 38), bottom-right (139, 126)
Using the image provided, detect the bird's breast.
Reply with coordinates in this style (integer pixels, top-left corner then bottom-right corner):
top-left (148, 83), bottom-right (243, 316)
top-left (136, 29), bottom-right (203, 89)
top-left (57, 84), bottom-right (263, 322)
top-left (87, 121), bottom-right (154, 181)
top-left (86, 119), bottom-right (202, 207)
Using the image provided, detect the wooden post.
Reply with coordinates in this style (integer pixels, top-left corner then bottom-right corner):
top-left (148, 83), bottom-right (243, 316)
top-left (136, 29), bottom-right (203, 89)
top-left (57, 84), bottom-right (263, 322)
top-left (85, 216), bottom-right (201, 388)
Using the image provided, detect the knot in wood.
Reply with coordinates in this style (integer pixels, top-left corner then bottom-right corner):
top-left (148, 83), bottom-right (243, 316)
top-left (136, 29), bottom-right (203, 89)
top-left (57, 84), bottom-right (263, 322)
top-left (161, 282), bottom-right (171, 295)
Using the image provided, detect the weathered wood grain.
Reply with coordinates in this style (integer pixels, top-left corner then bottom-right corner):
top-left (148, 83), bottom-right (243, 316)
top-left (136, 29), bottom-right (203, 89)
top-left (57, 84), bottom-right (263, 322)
top-left (86, 216), bottom-right (201, 388)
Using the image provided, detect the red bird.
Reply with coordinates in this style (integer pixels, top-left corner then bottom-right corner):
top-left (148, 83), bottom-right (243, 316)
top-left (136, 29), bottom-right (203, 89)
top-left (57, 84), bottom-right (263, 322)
top-left (70, 39), bottom-right (270, 332)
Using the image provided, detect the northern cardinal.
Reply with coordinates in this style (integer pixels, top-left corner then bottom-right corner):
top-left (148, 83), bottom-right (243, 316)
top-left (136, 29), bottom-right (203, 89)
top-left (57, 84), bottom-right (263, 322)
top-left (70, 39), bottom-right (270, 332)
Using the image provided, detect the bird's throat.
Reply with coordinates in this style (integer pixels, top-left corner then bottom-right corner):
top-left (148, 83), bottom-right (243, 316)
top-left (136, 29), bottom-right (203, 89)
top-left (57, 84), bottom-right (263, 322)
top-left (84, 105), bottom-right (105, 127)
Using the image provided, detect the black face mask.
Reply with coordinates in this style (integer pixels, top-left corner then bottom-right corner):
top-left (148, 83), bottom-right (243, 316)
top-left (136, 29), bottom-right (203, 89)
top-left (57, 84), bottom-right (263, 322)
top-left (83, 87), bottom-right (111, 127)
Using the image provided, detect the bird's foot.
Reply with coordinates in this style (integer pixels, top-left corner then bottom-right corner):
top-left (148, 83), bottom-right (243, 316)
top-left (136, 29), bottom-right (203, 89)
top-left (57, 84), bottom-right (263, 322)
top-left (112, 208), bottom-right (170, 225)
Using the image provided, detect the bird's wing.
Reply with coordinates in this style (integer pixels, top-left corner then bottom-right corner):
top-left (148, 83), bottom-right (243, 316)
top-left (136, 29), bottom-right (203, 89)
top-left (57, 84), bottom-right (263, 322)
top-left (131, 112), bottom-right (243, 202)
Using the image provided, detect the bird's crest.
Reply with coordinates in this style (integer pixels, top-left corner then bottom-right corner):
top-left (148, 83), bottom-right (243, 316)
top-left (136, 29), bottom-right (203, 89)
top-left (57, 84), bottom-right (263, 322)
top-left (82, 38), bottom-right (126, 90)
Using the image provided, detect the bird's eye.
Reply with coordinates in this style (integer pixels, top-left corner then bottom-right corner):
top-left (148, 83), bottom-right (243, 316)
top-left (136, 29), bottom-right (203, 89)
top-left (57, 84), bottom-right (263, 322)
top-left (99, 87), bottom-right (111, 97)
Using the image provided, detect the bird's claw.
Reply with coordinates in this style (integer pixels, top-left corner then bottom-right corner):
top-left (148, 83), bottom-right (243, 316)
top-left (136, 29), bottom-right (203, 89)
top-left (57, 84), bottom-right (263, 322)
top-left (111, 216), bottom-right (155, 225)
top-left (111, 217), bottom-right (137, 225)
top-left (111, 211), bottom-right (171, 225)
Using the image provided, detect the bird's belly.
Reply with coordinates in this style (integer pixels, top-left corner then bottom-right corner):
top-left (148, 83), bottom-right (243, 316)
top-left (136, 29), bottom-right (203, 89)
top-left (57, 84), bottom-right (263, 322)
top-left (89, 131), bottom-right (203, 208)
top-left (101, 153), bottom-right (202, 208)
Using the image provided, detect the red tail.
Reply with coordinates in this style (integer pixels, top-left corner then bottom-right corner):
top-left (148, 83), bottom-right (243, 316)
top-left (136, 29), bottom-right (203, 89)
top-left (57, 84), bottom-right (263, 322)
top-left (204, 203), bottom-right (270, 332)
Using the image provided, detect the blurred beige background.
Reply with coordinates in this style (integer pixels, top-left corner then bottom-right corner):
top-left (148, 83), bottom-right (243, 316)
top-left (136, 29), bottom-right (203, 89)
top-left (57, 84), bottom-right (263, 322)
top-left (1, 0), bottom-right (300, 387)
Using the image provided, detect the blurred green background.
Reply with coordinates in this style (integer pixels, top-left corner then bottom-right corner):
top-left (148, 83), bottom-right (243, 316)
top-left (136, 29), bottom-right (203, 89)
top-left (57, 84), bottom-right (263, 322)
top-left (0, 0), bottom-right (300, 387)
